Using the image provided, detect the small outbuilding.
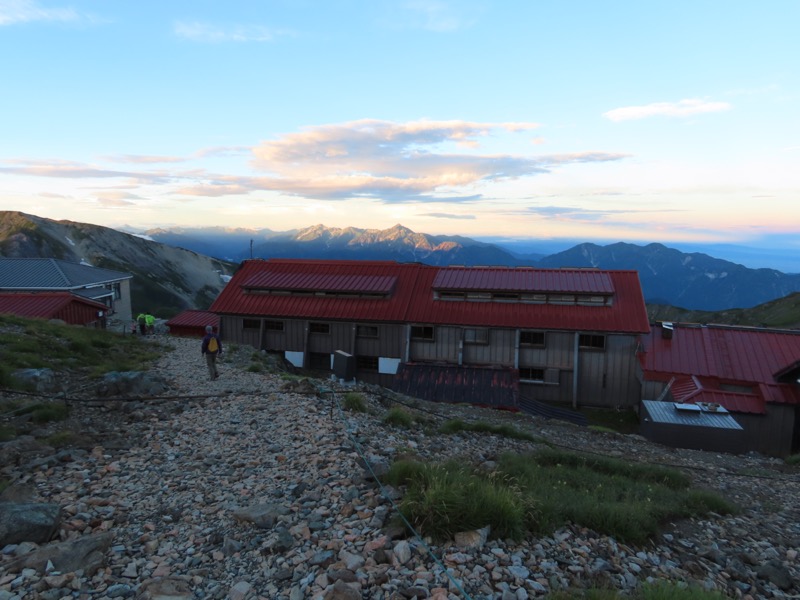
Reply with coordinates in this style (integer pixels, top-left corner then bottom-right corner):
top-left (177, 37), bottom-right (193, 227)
top-left (0, 291), bottom-right (108, 327)
top-left (165, 309), bottom-right (219, 337)
top-left (640, 399), bottom-right (744, 454)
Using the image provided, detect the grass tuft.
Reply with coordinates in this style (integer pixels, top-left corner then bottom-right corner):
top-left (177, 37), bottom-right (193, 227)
top-left (384, 448), bottom-right (735, 545)
top-left (383, 407), bottom-right (414, 428)
top-left (343, 392), bottom-right (367, 413)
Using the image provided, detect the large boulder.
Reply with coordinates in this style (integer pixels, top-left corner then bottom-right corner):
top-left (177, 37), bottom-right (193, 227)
top-left (0, 502), bottom-right (61, 546)
top-left (2, 531), bottom-right (112, 576)
top-left (11, 368), bottom-right (61, 393)
top-left (0, 436), bottom-right (54, 468)
top-left (95, 371), bottom-right (169, 397)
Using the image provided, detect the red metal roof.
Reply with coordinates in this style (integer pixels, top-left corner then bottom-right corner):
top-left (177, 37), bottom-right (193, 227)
top-left (166, 309), bottom-right (219, 328)
top-left (0, 292), bottom-right (106, 319)
top-left (211, 259), bottom-right (650, 334)
top-left (433, 267), bottom-right (614, 294)
top-left (640, 323), bottom-right (800, 409)
top-left (668, 376), bottom-right (765, 414)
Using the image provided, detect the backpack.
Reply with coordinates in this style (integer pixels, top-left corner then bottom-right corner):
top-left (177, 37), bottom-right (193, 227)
top-left (207, 336), bottom-right (219, 353)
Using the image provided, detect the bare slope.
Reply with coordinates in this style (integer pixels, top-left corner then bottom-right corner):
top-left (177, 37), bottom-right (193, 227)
top-left (0, 211), bottom-right (235, 316)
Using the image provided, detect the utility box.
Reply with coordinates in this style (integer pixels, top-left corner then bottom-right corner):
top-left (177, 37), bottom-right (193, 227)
top-left (333, 350), bottom-right (355, 382)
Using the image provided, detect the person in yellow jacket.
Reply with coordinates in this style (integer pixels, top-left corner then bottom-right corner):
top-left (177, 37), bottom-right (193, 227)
top-left (201, 325), bottom-right (223, 380)
top-left (136, 313), bottom-right (147, 336)
top-left (145, 313), bottom-right (156, 336)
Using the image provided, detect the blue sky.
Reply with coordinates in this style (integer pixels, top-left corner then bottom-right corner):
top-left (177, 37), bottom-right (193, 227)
top-left (1, 0), bottom-right (798, 267)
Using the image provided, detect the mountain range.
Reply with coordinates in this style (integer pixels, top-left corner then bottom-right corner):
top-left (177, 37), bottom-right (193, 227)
top-left (146, 223), bottom-right (800, 312)
top-left (1, 211), bottom-right (798, 315)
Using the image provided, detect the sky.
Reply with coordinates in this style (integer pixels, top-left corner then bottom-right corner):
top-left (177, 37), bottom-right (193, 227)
top-left (1, 0), bottom-right (799, 269)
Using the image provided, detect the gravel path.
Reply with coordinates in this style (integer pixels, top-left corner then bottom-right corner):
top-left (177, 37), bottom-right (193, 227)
top-left (2, 337), bottom-right (800, 599)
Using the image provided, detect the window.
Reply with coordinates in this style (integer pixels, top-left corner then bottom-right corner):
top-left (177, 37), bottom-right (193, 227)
top-left (243, 319), bottom-right (260, 330)
top-left (521, 294), bottom-right (547, 304)
top-left (264, 320), bottom-right (284, 331)
top-left (579, 334), bottom-right (606, 350)
top-left (309, 322), bottom-right (330, 334)
top-left (551, 294), bottom-right (576, 304)
top-left (464, 328), bottom-right (489, 344)
top-left (492, 292), bottom-right (519, 302)
top-left (519, 367), bottom-right (545, 382)
top-left (411, 325), bottom-right (434, 341)
top-left (466, 291), bottom-right (492, 301)
top-left (356, 356), bottom-right (379, 371)
top-left (356, 325), bottom-right (379, 338)
top-left (438, 291), bottom-right (465, 300)
top-left (113, 282), bottom-right (122, 300)
top-left (520, 331), bottom-right (545, 346)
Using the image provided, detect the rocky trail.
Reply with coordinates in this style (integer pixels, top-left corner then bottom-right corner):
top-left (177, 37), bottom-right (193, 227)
top-left (1, 337), bottom-right (799, 599)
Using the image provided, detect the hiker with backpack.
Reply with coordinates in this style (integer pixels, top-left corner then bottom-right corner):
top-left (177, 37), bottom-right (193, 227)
top-left (201, 325), bottom-right (223, 380)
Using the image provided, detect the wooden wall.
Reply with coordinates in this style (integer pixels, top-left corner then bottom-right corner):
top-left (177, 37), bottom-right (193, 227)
top-left (219, 314), bottom-right (642, 408)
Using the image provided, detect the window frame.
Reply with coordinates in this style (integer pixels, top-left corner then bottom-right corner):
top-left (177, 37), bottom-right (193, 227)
top-left (356, 324), bottom-right (379, 338)
top-left (519, 367), bottom-right (546, 382)
top-left (309, 322), bottom-right (331, 335)
top-left (410, 325), bottom-right (435, 341)
top-left (519, 330), bottom-right (546, 347)
top-left (578, 334), bottom-right (606, 350)
top-left (242, 318), bottom-right (260, 330)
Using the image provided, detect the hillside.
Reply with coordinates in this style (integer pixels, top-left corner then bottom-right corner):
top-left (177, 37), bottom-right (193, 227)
top-left (0, 212), bottom-right (235, 317)
top-left (148, 223), bottom-right (800, 311)
top-left (1, 330), bottom-right (798, 598)
top-left (648, 292), bottom-right (800, 329)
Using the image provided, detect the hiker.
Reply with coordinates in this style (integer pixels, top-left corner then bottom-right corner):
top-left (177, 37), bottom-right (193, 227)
top-left (145, 313), bottom-right (156, 336)
top-left (201, 325), bottom-right (222, 380)
top-left (137, 312), bottom-right (147, 336)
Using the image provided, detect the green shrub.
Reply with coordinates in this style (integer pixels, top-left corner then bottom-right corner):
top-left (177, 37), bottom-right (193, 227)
top-left (246, 363), bottom-right (263, 373)
top-left (29, 403), bottom-right (69, 424)
top-left (385, 459), bottom-right (534, 541)
top-left (383, 407), bottom-right (414, 428)
top-left (0, 425), bottom-right (16, 442)
top-left (785, 454), bottom-right (800, 466)
top-left (43, 430), bottom-right (79, 448)
top-left (343, 392), bottom-right (367, 413)
top-left (497, 449), bottom-right (735, 544)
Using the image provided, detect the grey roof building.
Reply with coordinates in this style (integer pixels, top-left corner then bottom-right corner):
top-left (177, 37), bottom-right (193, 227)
top-left (0, 258), bottom-right (133, 324)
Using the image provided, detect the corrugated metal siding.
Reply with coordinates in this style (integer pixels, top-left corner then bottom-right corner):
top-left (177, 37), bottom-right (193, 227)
top-left (642, 400), bottom-right (743, 429)
top-left (735, 405), bottom-right (796, 457)
top-left (393, 363), bottom-right (519, 408)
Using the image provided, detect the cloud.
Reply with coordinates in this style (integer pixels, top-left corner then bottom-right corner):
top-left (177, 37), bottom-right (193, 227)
top-left (400, 0), bottom-right (481, 32)
top-left (603, 98), bottom-right (731, 122)
top-left (0, 0), bottom-right (79, 25)
top-left (250, 119), bottom-right (625, 202)
top-left (2, 120), bottom-right (628, 206)
top-left (174, 21), bottom-right (290, 43)
top-left (104, 154), bottom-right (187, 164)
top-left (195, 146), bottom-right (251, 158)
top-left (421, 212), bottom-right (477, 220)
top-left (0, 158), bottom-right (173, 184)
